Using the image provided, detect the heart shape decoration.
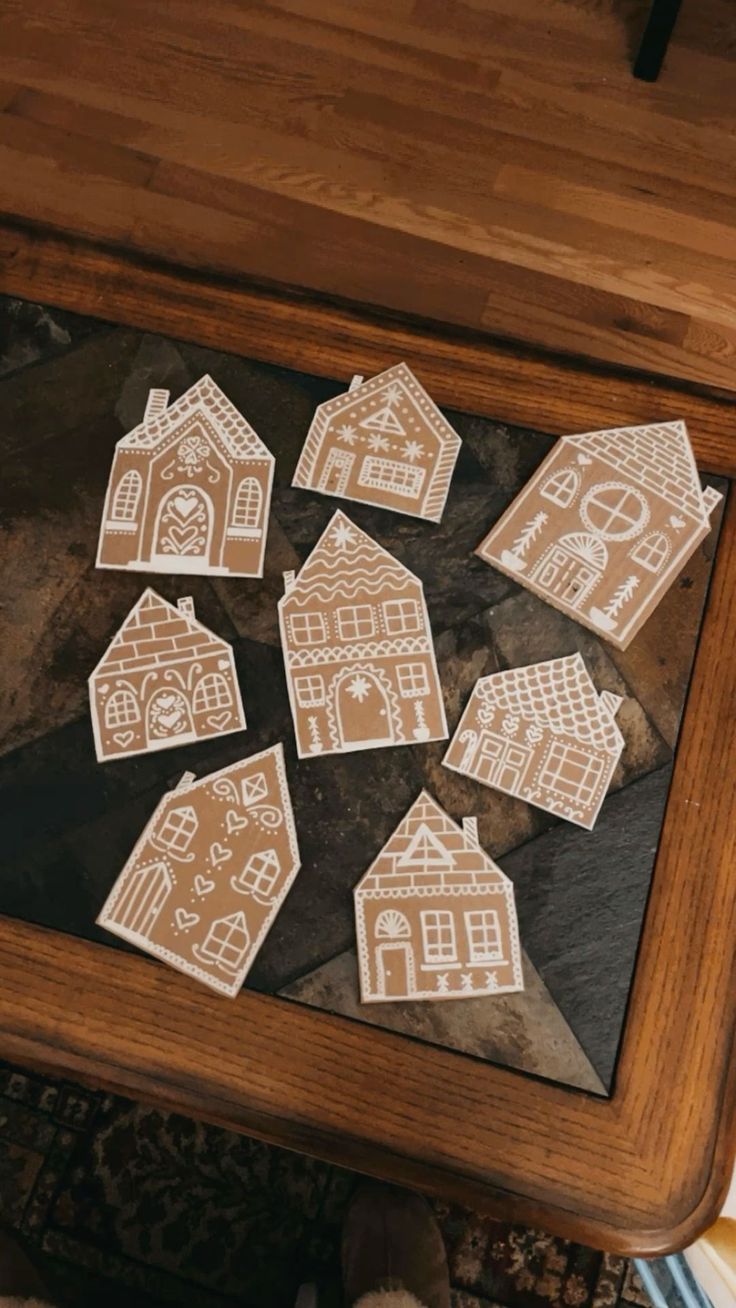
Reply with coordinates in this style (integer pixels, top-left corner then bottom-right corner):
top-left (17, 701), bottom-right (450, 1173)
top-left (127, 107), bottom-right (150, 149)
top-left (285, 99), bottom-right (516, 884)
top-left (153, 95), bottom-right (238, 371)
top-left (175, 908), bottom-right (199, 931)
top-left (670, 514), bottom-right (686, 529)
top-left (158, 710), bottom-right (184, 730)
top-left (172, 492), bottom-right (198, 519)
top-left (112, 731), bottom-right (135, 748)
top-left (194, 875), bottom-right (215, 896)
top-left (99, 683), bottom-right (110, 695)
top-left (210, 842), bottom-right (232, 866)
top-left (217, 658), bottom-right (230, 670)
top-left (156, 694), bottom-right (178, 711)
top-left (226, 809), bottom-right (248, 834)
top-left (207, 711), bottom-right (231, 731)
top-left (577, 453), bottom-right (593, 465)
top-left (168, 524), bottom-right (200, 549)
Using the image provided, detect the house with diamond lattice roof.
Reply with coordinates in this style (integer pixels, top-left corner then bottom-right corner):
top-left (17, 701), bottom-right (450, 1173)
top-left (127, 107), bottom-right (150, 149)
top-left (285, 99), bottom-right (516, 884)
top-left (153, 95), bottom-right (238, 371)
top-left (278, 510), bottom-right (447, 758)
top-left (475, 420), bottom-right (722, 650)
top-left (292, 362), bottom-right (461, 523)
top-left (97, 374), bottom-right (274, 578)
top-left (443, 654), bottom-right (624, 830)
top-left (89, 588), bottom-right (246, 762)
top-left (354, 790), bottom-right (523, 1003)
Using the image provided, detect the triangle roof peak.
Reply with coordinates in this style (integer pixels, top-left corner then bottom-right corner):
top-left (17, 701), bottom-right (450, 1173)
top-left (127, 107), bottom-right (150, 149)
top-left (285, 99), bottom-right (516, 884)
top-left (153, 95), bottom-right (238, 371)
top-left (569, 418), bottom-right (706, 522)
top-left (284, 508), bottom-right (418, 600)
top-left (118, 373), bottom-right (273, 463)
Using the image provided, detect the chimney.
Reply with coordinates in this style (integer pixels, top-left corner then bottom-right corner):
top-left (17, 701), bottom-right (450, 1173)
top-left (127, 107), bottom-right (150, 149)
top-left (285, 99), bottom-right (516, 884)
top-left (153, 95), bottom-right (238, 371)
top-left (703, 486), bottom-right (723, 517)
top-left (462, 816), bottom-right (479, 847)
top-left (349, 374), bottom-right (364, 391)
top-left (283, 570), bottom-right (296, 593)
top-left (177, 596), bottom-right (195, 618)
top-left (600, 690), bottom-right (623, 719)
top-left (144, 388), bottom-right (170, 421)
top-left (175, 771), bottom-right (196, 792)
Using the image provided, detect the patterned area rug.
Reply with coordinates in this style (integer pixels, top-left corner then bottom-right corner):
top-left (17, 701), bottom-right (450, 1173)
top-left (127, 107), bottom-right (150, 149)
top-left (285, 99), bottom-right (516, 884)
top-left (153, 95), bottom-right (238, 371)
top-left (0, 1060), bottom-right (650, 1308)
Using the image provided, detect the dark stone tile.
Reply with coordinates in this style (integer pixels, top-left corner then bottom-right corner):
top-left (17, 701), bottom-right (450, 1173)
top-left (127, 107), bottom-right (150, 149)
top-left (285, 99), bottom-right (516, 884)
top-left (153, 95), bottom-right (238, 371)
top-left (0, 295), bottom-right (109, 379)
top-left (501, 766), bottom-right (673, 1087)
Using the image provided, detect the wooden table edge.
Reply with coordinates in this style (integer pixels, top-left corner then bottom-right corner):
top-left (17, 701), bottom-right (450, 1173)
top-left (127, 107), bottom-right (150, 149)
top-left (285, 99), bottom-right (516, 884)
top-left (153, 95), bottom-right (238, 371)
top-left (1, 222), bottom-right (735, 1257)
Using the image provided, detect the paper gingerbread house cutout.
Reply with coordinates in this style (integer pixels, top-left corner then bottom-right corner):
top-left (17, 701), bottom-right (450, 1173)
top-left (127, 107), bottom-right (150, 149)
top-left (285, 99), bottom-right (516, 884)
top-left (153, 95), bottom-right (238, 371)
top-left (97, 375), bottom-right (275, 578)
top-left (443, 653), bottom-right (624, 830)
top-left (292, 363), bottom-right (461, 523)
top-left (475, 420), bottom-right (722, 650)
top-left (98, 743), bottom-right (300, 997)
top-left (354, 790), bottom-right (523, 1003)
top-left (278, 510), bottom-right (448, 758)
top-left (89, 588), bottom-right (246, 762)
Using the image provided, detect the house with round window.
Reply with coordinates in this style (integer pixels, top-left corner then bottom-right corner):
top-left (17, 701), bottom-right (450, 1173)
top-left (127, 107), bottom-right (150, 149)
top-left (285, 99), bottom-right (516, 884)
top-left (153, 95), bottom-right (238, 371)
top-left (475, 420), bottom-right (722, 650)
top-left (96, 374), bottom-right (274, 578)
top-left (89, 588), bottom-right (246, 762)
top-left (354, 790), bottom-right (522, 1003)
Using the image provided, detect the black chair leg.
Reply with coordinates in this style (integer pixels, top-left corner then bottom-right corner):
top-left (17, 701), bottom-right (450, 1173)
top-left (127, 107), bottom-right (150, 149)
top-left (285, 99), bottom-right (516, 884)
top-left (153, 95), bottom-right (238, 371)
top-left (633, 0), bottom-right (683, 81)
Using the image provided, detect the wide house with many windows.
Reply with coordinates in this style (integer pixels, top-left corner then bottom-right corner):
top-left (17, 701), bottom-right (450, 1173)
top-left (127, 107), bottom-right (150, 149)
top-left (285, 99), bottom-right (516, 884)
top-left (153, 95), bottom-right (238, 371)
top-left (278, 510), bottom-right (447, 758)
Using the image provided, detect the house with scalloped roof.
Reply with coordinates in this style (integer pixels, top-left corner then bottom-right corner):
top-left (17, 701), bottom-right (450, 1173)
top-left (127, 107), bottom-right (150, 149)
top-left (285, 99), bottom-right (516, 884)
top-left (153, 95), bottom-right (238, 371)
top-left (97, 375), bottom-right (274, 577)
top-left (292, 362), bottom-right (461, 523)
top-left (279, 510), bottom-right (447, 758)
top-left (475, 420), bottom-right (722, 650)
top-left (354, 790), bottom-right (523, 1003)
top-left (443, 654), bottom-right (624, 830)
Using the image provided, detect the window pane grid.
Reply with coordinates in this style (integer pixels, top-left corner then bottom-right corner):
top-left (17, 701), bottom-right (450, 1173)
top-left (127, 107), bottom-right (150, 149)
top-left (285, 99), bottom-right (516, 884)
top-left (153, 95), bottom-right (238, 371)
top-left (294, 674), bottom-right (325, 707)
top-left (465, 910), bottom-right (502, 963)
top-left (383, 599), bottom-right (421, 634)
top-left (193, 673), bottom-right (232, 712)
top-left (105, 690), bottom-right (140, 727)
top-left (232, 477), bottom-right (262, 527)
top-left (420, 910), bottom-right (456, 963)
top-left (396, 662), bottom-right (429, 698)
top-left (112, 470), bottom-right (142, 521)
top-left (336, 605), bottom-right (375, 640)
top-left (358, 456), bottom-right (425, 498)
top-left (289, 612), bottom-right (328, 645)
top-left (159, 808), bottom-right (197, 853)
top-left (539, 742), bottom-right (605, 806)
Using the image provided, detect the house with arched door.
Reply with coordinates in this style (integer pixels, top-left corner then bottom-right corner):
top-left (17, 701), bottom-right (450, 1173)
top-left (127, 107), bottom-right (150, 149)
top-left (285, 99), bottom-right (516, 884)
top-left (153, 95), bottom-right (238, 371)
top-left (475, 420), bottom-right (723, 650)
top-left (354, 791), bottom-right (523, 1003)
top-left (98, 744), bottom-right (301, 997)
top-left (89, 588), bottom-right (246, 762)
top-left (278, 510), bottom-right (447, 758)
top-left (96, 374), bottom-right (274, 578)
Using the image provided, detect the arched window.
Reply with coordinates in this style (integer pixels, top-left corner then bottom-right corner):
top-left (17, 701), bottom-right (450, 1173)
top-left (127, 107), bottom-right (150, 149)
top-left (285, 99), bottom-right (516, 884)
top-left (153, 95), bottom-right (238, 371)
top-left (540, 466), bottom-right (580, 508)
top-left (105, 689), bottom-right (140, 728)
top-left (192, 673), bottom-right (232, 713)
top-left (375, 910), bottom-right (411, 939)
top-left (630, 532), bottom-right (670, 574)
top-left (111, 469), bottom-right (142, 522)
top-left (231, 477), bottom-right (262, 529)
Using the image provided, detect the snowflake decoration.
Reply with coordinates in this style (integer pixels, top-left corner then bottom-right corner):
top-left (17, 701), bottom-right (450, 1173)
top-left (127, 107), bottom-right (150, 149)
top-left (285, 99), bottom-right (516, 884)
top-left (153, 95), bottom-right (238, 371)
top-left (460, 972), bottom-right (475, 992)
top-left (484, 971), bottom-right (500, 991)
top-left (436, 973), bottom-right (450, 993)
top-left (402, 439), bottom-right (424, 463)
top-left (367, 432), bottom-right (390, 453)
top-left (346, 674), bottom-right (372, 702)
top-left (384, 382), bottom-right (402, 405)
top-left (337, 424), bottom-right (358, 445)
top-left (330, 521), bottom-right (357, 551)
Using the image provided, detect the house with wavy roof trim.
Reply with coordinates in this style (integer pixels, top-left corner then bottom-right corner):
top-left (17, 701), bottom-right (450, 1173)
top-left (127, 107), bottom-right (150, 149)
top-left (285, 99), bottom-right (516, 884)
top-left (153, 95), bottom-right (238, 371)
top-left (443, 653), bottom-right (624, 830)
top-left (278, 510), bottom-right (447, 758)
top-left (475, 420), bottom-right (722, 650)
top-left (97, 374), bottom-right (274, 578)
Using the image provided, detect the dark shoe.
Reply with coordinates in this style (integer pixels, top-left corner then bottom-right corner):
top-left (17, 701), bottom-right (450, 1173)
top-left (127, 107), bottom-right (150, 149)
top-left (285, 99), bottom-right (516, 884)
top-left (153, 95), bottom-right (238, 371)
top-left (341, 1181), bottom-right (450, 1308)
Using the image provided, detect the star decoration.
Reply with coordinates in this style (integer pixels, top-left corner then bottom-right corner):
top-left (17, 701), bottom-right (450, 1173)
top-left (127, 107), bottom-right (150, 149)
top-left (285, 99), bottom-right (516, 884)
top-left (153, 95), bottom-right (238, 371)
top-left (330, 521), bottom-right (357, 550)
top-left (337, 424), bottom-right (358, 445)
top-left (367, 432), bottom-right (390, 453)
top-left (402, 439), bottom-right (424, 463)
top-left (346, 674), bottom-right (372, 702)
top-left (384, 382), bottom-right (402, 405)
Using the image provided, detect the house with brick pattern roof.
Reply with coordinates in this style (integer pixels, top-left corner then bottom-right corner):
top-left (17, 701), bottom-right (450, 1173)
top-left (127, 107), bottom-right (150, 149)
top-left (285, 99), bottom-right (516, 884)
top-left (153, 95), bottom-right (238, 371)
top-left (475, 420), bottom-right (722, 650)
top-left (89, 588), bottom-right (246, 762)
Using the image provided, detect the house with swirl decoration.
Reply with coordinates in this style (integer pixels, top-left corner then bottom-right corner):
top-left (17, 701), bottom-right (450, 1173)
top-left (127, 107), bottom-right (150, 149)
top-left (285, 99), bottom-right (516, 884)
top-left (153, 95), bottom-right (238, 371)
top-left (96, 374), bottom-right (274, 578)
top-left (278, 510), bottom-right (448, 757)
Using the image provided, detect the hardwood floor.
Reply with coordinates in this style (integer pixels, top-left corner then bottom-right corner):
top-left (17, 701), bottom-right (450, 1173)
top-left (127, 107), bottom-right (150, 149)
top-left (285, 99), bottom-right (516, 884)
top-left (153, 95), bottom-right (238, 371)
top-left (1, 0), bottom-right (735, 392)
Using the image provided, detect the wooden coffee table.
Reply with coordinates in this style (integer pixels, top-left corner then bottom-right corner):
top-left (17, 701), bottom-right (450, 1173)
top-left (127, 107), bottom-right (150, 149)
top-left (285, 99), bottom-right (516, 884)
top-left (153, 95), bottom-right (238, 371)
top-left (1, 223), bottom-right (735, 1258)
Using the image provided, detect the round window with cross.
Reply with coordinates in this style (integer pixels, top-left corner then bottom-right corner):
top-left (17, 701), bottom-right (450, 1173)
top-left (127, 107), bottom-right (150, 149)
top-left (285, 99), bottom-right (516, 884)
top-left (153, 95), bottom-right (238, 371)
top-left (580, 481), bottom-right (650, 541)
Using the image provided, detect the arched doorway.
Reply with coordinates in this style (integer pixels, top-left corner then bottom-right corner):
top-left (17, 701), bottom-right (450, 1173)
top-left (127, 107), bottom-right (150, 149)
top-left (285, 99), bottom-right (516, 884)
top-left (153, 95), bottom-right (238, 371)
top-left (145, 688), bottom-right (195, 749)
top-left (151, 484), bottom-right (214, 571)
top-left (334, 668), bottom-right (394, 750)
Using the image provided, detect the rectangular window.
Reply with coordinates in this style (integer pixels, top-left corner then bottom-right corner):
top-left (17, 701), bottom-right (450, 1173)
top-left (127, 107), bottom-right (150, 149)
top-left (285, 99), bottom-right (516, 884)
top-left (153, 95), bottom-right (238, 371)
top-left (336, 605), bottom-right (375, 641)
top-left (383, 598), bottom-right (421, 634)
top-left (538, 741), bottom-right (606, 806)
top-left (358, 456), bottom-right (425, 499)
top-left (294, 674), bottom-right (326, 708)
top-left (465, 910), bottom-right (503, 964)
top-left (420, 910), bottom-right (457, 964)
top-left (288, 611), bottom-right (328, 646)
top-left (396, 662), bottom-right (430, 698)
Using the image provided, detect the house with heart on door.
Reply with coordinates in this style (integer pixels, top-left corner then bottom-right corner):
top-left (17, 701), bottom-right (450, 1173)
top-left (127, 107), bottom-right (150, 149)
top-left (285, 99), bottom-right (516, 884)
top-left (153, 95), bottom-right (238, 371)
top-left (354, 790), bottom-right (523, 1003)
top-left (278, 510), bottom-right (447, 758)
top-left (475, 420), bottom-right (723, 650)
top-left (443, 653), bottom-right (624, 829)
top-left (98, 743), bottom-right (300, 997)
top-left (96, 374), bottom-right (274, 578)
top-left (291, 362), bottom-right (461, 523)
top-left (89, 588), bottom-right (246, 762)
